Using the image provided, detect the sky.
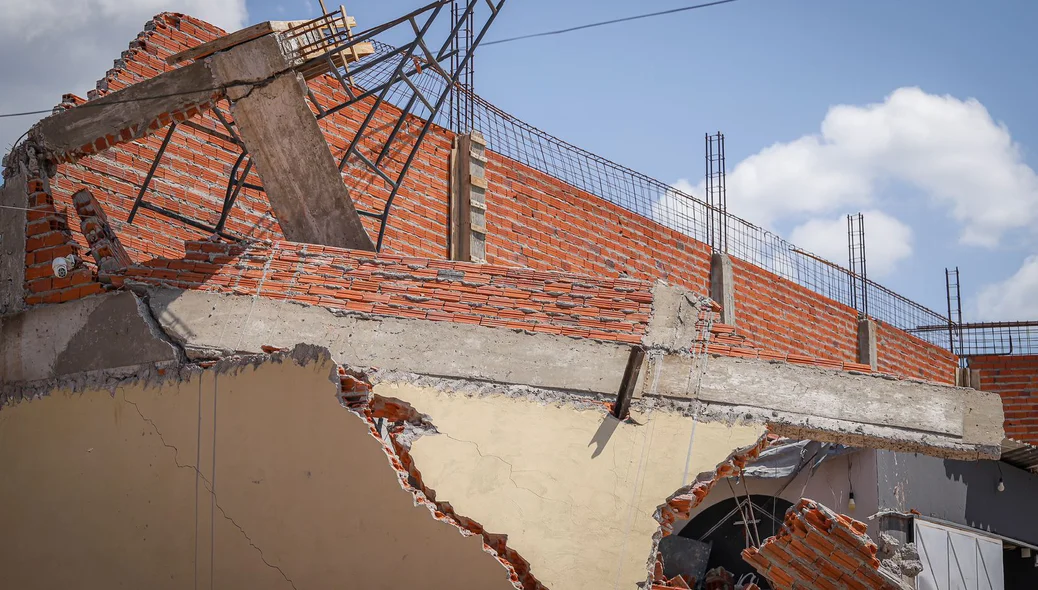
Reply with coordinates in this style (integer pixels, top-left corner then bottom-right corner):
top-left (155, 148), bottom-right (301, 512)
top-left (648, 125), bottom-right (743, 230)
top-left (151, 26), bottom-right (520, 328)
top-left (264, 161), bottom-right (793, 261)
top-left (1, 0), bottom-right (1036, 321)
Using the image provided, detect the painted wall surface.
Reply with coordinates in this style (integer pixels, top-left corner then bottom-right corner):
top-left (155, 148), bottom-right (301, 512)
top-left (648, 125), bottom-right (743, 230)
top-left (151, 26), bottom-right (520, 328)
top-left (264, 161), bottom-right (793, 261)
top-left (679, 449), bottom-right (881, 538)
top-left (876, 450), bottom-right (1038, 547)
top-left (378, 382), bottom-right (766, 590)
top-left (0, 358), bottom-right (515, 590)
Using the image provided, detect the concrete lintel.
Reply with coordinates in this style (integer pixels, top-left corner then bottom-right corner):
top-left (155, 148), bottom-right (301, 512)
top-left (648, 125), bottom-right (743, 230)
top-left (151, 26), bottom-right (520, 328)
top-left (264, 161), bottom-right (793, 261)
top-left (145, 288), bottom-right (628, 394)
top-left (643, 354), bottom-right (1005, 460)
top-left (0, 291), bottom-right (181, 383)
top-left (857, 317), bottom-right (878, 370)
top-left (709, 252), bottom-right (735, 325)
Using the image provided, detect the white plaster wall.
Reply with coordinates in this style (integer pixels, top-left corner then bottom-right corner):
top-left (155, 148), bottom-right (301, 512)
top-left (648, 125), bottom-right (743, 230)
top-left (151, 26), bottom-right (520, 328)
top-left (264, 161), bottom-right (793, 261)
top-left (378, 382), bottom-right (766, 590)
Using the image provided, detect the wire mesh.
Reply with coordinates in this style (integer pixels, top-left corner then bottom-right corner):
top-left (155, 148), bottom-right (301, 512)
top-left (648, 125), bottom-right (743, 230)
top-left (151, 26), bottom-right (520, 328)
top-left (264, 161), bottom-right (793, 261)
top-left (914, 322), bottom-right (1038, 357)
top-left (345, 40), bottom-right (955, 350)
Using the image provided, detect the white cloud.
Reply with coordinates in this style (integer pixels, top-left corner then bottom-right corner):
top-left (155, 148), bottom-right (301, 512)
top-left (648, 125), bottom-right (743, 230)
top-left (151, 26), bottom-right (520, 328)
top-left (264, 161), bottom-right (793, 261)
top-left (665, 87), bottom-right (1038, 248)
top-left (788, 210), bottom-right (913, 278)
top-left (976, 255), bottom-right (1038, 321)
top-left (0, 0), bottom-right (247, 154)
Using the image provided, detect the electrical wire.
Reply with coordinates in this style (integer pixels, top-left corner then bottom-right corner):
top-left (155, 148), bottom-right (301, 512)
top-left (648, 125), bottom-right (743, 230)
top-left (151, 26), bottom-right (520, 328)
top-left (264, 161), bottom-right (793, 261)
top-left (0, 85), bottom-right (233, 119)
top-left (482, 0), bottom-right (740, 46)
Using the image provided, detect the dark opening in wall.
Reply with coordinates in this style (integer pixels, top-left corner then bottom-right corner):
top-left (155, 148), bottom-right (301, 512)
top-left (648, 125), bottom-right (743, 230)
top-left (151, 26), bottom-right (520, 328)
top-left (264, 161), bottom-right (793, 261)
top-left (673, 494), bottom-right (793, 588)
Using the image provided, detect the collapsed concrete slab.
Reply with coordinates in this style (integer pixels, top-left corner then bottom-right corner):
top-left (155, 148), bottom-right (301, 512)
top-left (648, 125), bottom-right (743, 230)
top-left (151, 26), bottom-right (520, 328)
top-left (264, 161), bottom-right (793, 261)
top-left (24, 29), bottom-right (373, 250)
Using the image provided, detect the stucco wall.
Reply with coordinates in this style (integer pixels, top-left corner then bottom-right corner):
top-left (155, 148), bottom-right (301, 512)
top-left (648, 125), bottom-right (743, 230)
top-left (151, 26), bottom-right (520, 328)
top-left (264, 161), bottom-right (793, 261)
top-left (0, 357), bottom-right (514, 590)
top-left (378, 382), bottom-right (766, 590)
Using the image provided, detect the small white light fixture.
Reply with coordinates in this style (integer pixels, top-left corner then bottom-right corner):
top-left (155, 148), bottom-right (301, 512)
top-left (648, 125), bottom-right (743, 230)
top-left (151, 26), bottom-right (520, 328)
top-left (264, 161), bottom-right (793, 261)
top-left (998, 478), bottom-right (1006, 493)
top-left (1023, 547), bottom-right (1033, 559)
top-left (847, 492), bottom-right (856, 512)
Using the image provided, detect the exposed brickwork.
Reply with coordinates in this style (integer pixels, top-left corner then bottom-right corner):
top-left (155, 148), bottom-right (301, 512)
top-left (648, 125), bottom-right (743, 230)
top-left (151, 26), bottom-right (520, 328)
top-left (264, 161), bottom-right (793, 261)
top-left (22, 170), bottom-right (105, 305)
top-left (13, 11), bottom-right (957, 386)
top-left (114, 239), bottom-right (652, 345)
top-left (650, 435), bottom-right (773, 589)
top-left (72, 189), bottom-right (132, 274)
top-left (337, 369), bottom-right (544, 589)
top-left (875, 321), bottom-right (958, 385)
top-left (742, 499), bottom-right (901, 590)
top-left (484, 154), bottom-right (712, 293)
top-left (970, 354), bottom-right (1038, 444)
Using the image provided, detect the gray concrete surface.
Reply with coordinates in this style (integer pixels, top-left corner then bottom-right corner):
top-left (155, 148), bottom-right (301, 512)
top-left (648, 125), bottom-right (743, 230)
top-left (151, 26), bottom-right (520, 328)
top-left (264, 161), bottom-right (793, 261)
top-left (227, 71), bottom-right (374, 250)
top-left (877, 450), bottom-right (1038, 546)
top-left (0, 291), bottom-right (180, 382)
top-left (643, 281), bottom-right (706, 353)
top-left (858, 318), bottom-right (878, 370)
top-left (0, 170), bottom-right (27, 317)
top-left (709, 252), bottom-right (735, 325)
top-left (644, 354), bottom-right (1004, 460)
top-left (145, 288), bottom-right (629, 393)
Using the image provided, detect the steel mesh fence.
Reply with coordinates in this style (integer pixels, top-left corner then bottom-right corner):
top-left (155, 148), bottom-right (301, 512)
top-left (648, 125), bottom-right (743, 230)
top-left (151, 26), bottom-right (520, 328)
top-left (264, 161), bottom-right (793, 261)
top-left (347, 41), bottom-right (954, 350)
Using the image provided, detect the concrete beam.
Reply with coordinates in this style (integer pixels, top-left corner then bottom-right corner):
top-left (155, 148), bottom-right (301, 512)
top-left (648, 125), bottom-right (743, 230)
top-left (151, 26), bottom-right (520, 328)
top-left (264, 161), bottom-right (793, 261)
top-left (709, 252), bottom-right (735, 324)
top-left (27, 33), bottom-right (374, 250)
top-left (29, 59), bottom-right (223, 164)
top-left (145, 288), bottom-right (629, 394)
top-left (0, 292), bottom-right (180, 383)
top-left (644, 354), bottom-right (1004, 460)
top-left (857, 318), bottom-right (878, 371)
top-left (225, 71), bottom-right (373, 250)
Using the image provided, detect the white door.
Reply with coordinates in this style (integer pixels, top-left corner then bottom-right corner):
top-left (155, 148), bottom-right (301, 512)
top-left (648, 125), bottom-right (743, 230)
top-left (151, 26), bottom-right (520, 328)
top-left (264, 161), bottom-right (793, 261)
top-left (915, 520), bottom-right (1004, 590)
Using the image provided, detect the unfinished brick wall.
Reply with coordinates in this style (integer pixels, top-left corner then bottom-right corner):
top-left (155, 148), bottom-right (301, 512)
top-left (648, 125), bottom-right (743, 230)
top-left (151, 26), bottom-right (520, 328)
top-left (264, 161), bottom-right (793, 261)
top-left (969, 355), bottom-right (1038, 444)
top-left (17, 11), bottom-right (957, 384)
top-left (730, 258), bottom-right (860, 366)
top-left (484, 154), bottom-right (712, 294)
top-left (876, 322), bottom-right (958, 385)
top-left (115, 239), bottom-right (652, 345)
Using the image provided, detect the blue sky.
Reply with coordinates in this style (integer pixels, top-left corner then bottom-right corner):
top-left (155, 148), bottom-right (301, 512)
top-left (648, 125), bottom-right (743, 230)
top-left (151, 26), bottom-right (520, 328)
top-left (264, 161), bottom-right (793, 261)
top-left (3, 0), bottom-right (1036, 320)
top-left (256, 0), bottom-right (1038, 320)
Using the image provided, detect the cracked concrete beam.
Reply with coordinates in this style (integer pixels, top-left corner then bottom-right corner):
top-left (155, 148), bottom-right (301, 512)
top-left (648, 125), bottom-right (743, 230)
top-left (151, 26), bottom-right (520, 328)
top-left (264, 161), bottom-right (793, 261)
top-left (0, 291), bottom-right (180, 383)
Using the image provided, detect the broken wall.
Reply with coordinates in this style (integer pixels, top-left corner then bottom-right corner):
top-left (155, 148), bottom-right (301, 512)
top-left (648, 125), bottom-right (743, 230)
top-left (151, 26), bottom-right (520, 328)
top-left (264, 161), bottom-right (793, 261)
top-left (373, 380), bottom-right (766, 590)
top-left (0, 354), bottom-right (516, 590)
top-left (6, 12), bottom-right (957, 385)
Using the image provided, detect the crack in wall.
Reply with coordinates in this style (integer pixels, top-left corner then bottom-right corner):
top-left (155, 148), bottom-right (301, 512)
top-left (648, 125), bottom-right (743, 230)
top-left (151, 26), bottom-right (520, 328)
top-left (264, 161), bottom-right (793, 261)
top-left (122, 393), bottom-right (299, 590)
top-left (337, 380), bottom-right (549, 590)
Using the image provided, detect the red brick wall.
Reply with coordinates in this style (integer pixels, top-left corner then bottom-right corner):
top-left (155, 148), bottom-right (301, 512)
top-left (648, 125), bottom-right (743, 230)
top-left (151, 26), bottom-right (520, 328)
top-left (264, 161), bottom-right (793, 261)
top-left (875, 321), bottom-right (958, 385)
top-left (730, 258), bottom-right (860, 365)
top-left (116, 239), bottom-right (651, 345)
top-left (484, 154), bottom-right (712, 294)
top-left (970, 354), bottom-right (1038, 444)
top-left (18, 11), bottom-right (958, 384)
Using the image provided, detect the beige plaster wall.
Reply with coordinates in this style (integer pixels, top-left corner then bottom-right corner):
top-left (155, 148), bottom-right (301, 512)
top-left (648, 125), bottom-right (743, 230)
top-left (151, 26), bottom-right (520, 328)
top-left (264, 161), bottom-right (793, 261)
top-left (0, 358), bottom-right (514, 590)
top-left (379, 382), bottom-right (766, 590)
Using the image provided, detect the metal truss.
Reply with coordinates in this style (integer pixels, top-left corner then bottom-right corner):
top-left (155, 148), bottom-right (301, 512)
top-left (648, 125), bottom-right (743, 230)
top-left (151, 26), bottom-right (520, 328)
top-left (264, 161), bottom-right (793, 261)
top-left (127, 103), bottom-right (261, 240)
top-left (294, 0), bottom-right (507, 251)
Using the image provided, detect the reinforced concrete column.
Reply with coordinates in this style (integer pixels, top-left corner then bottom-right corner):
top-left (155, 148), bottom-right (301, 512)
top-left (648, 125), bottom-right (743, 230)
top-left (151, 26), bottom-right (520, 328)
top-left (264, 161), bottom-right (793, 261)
top-left (709, 251), bottom-right (735, 324)
top-left (956, 367), bottom-right (980, 389)
top-left (857, 317), bottom-right (878, 371)
top-left (449, 131), bottom-right (487, 262)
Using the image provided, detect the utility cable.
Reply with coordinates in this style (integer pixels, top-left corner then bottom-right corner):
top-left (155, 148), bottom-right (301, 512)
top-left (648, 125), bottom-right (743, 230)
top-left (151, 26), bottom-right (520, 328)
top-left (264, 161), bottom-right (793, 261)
top-left (0, 84), bottom-right (233, 119)
top-left (482, 0), bottom-right (740, 46)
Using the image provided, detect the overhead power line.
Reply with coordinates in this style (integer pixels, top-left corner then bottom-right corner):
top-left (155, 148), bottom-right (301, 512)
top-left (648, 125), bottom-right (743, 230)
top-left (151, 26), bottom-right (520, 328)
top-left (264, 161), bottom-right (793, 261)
top-left (0, 84), bottom-right (233, 119)
top-left (482, 0), bottom-right (740, 46)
